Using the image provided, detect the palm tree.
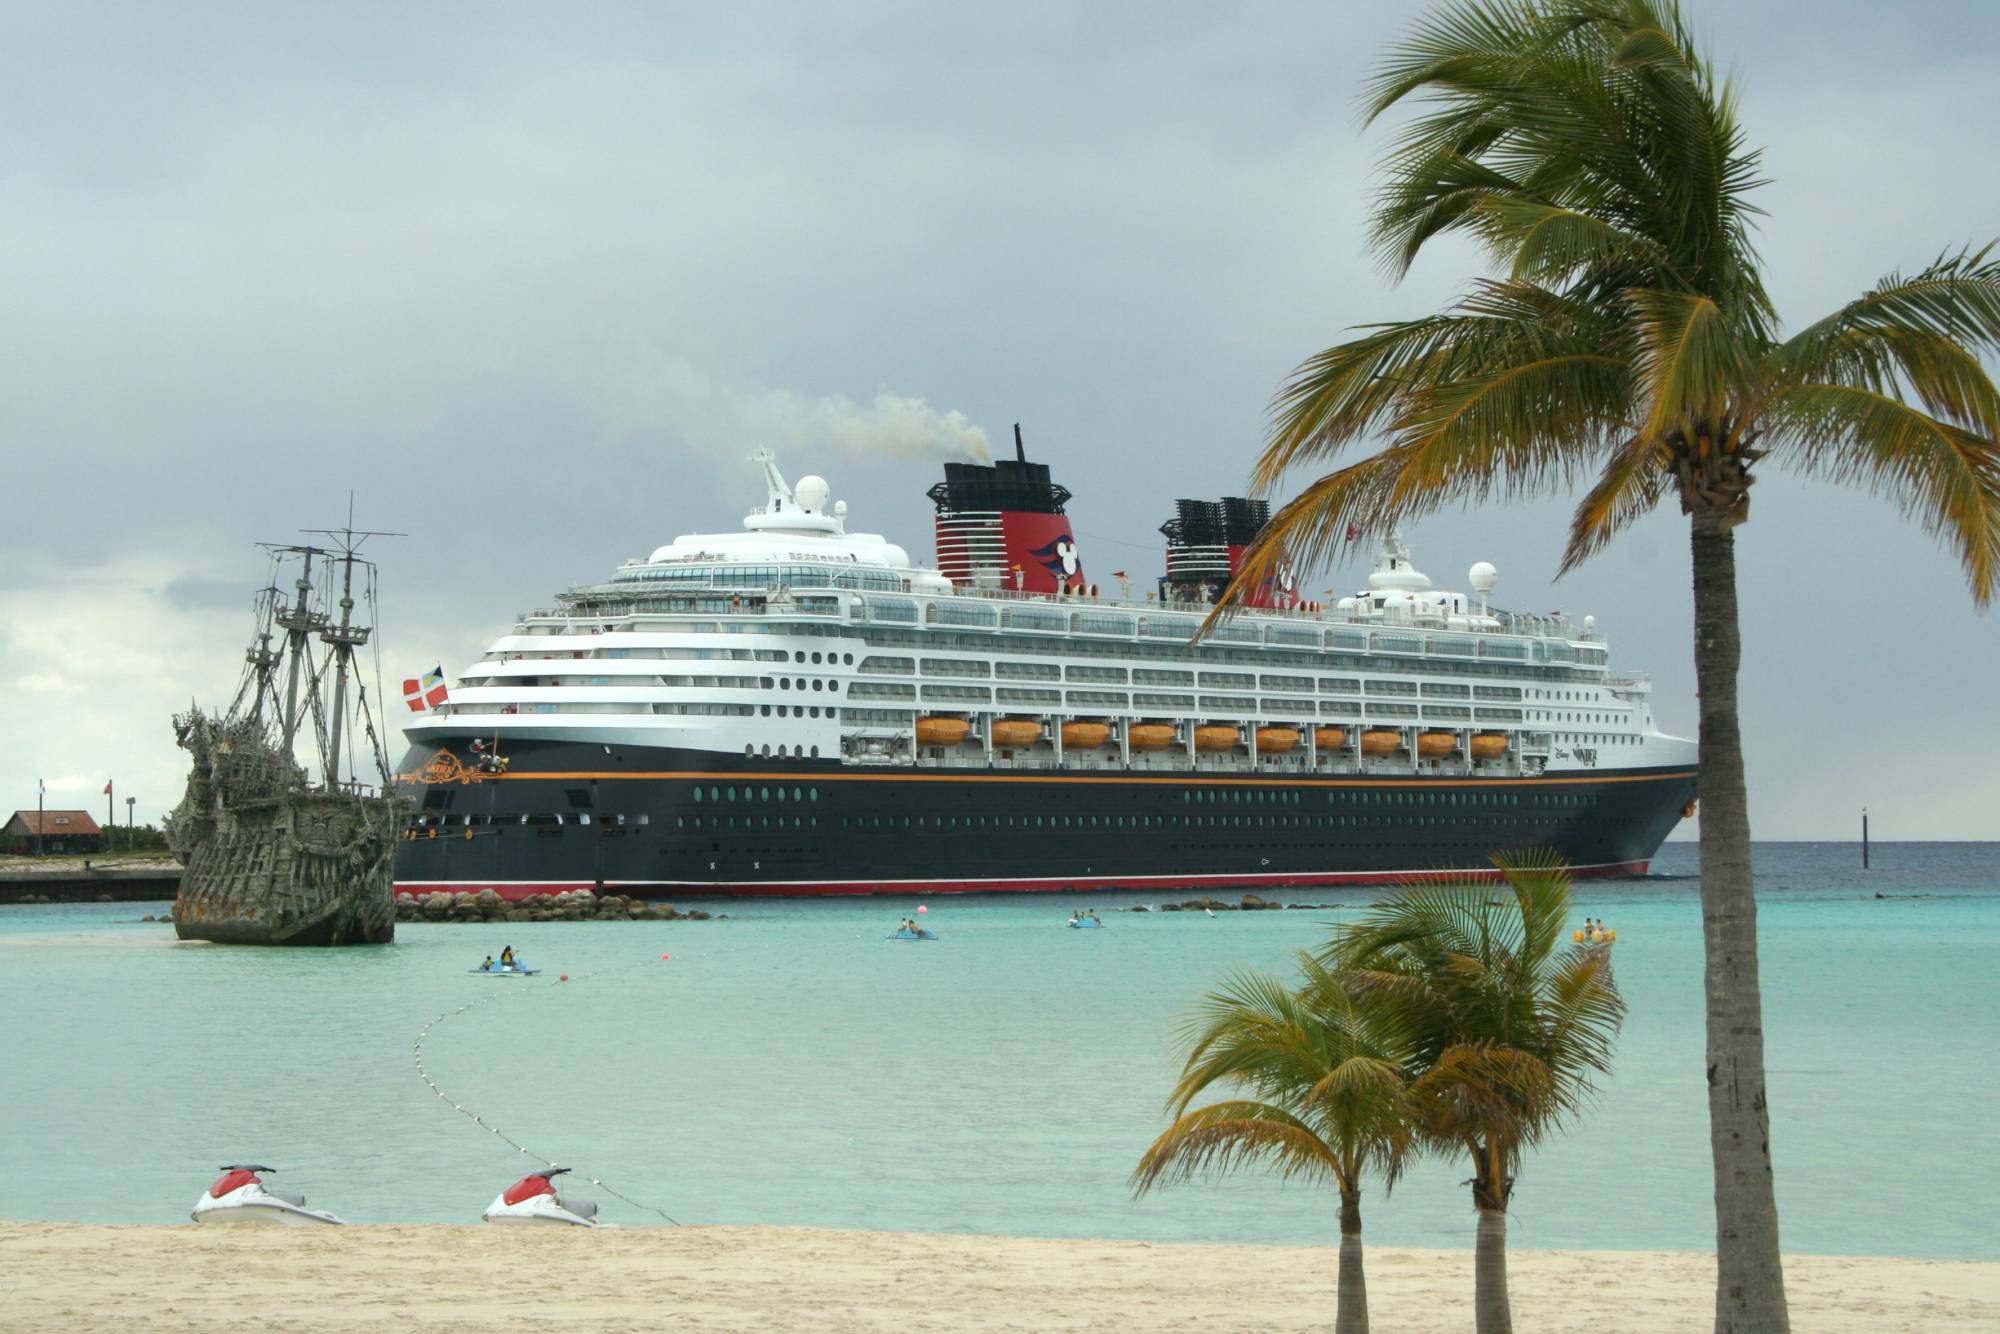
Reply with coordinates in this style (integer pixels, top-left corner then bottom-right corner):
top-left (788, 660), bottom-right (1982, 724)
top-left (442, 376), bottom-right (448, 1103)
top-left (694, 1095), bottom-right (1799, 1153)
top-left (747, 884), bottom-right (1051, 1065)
top-left (1133, 960), bottom-right (1416, 1334)
top-left (1322, 855), bottom-right (1625, 1334)
top-left (1217, 4), bottom-right (2000, 1328)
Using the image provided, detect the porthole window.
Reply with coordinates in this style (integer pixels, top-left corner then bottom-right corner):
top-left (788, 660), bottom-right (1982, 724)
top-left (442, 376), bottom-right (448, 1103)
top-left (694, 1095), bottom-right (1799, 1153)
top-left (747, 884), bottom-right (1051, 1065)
top-left (708, 786), bottom-right (720, 802)
top-left (812, 679), bottom-right (822, 692)
top-left (795, 651), bottom-right (805, 663)
top-left (692, 787), bottom-right (704, 804)
top-left (761, 744), bottom-right (772, 757)
top-left (811, 652), bottom-right (822, 664)
top-left (725, 787), bottom-right (737, 803)
top-left (808, 787), bottom-right (819, 801)
top-left (759, 787), bottom-right (770, 802)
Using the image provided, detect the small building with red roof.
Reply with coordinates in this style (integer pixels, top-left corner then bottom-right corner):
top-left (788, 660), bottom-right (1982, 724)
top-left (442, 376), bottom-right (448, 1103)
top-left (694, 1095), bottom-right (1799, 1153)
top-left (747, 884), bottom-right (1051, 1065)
top-left (4, 810), bottom-right (107, 855)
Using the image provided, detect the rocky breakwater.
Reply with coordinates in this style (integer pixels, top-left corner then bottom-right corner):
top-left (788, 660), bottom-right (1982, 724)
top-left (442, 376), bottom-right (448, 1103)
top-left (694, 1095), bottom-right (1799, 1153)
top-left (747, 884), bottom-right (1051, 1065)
top-left (1141, 893), bottom-right (1342, 913)
top-left (396, 889), bottom-right (721, 925)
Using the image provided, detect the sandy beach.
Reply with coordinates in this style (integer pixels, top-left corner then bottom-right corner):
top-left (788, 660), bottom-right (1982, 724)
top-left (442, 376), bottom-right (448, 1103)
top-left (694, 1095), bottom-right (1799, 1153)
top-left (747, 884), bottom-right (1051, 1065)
top-left (3, 1223), bottom-right (1994, 1332)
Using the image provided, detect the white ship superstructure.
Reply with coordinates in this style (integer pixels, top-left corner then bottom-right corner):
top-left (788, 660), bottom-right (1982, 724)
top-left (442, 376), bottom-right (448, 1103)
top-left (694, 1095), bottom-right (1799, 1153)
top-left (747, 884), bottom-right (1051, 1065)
top-left (395, 451), bottom-right (1696, 898)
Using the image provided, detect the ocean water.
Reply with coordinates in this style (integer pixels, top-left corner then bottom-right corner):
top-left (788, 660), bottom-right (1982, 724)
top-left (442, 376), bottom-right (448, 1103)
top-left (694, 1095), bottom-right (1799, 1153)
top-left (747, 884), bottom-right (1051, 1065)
top-left (1, 842), bottom-right (1994, 1260)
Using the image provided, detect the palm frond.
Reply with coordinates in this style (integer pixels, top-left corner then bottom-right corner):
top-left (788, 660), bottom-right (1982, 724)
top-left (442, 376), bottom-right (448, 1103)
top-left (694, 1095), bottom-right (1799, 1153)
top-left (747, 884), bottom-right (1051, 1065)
top-left (1132, 1101), bottom-right (1343, 1195)
top-left (1764, 382), bottom-right (2000, 605)
top-left (1560, 432), bottom-right (1673, 573)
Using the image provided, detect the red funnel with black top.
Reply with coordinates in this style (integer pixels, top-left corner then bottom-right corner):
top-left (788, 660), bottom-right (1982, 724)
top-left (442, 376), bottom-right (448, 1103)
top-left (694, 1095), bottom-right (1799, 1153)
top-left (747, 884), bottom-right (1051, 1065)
top-left (1159, 496), bottom-right (1294, 608)
top-left (928, 426), bottom-right (1085, 594)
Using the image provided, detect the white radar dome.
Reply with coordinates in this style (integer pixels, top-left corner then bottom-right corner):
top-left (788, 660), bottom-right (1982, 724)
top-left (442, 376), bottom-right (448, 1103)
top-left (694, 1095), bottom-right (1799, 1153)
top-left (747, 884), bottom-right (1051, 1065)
top-left (1584, 614), bottom-right (1597, 631)
top-left (1468, 561), bottom-right (1498, 593)
top-left (794, 475), bottom-right (831, 514)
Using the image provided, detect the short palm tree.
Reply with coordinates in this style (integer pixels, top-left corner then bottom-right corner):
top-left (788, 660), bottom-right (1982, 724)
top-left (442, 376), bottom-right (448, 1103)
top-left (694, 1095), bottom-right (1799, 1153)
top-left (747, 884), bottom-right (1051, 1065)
top-left (1321, 855), bottom-right (1625, 1334)
top-left (1219, 5), bottom-right (2000, 1329)
top-left (1133, 960), bottom-right (1415, 1334)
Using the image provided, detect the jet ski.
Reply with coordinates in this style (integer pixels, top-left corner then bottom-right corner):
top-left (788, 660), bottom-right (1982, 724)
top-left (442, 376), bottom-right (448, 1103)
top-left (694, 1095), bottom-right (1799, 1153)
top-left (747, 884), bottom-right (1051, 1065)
top-left (483, 1166), bottom-right (605, 1228)
top-left (191, 1165), bottom-right (344, 1226)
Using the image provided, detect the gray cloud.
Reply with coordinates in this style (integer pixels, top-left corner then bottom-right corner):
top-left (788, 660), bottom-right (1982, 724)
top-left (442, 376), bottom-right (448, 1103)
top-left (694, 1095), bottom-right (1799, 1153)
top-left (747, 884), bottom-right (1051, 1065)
top-left (1, 0), bottom-right (1995, 837)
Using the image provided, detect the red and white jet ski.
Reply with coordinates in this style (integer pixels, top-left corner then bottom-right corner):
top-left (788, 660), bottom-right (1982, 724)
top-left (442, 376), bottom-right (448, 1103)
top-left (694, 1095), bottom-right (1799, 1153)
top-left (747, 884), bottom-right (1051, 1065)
top-left (191, 1165), bottom-right (344, 1226)
top-left (482, 1166), bottom-right (605, 1227)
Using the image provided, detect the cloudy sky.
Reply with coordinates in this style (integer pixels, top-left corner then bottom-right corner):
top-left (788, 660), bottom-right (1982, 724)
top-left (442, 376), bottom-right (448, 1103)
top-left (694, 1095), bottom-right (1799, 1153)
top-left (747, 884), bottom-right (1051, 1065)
top-left (2, 0), bottom-right (1995, 841)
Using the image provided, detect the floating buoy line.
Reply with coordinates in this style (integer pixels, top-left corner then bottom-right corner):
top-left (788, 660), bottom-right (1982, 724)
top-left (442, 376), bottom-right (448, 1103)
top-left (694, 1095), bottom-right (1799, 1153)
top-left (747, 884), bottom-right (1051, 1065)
top-left (414, 959), bottom-right (681, 1225)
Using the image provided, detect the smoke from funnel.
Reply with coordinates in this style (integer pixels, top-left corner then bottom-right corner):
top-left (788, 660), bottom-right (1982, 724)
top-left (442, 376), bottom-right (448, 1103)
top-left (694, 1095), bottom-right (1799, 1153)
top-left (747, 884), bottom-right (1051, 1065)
top-left (597, 357), bottom-right (991, 465)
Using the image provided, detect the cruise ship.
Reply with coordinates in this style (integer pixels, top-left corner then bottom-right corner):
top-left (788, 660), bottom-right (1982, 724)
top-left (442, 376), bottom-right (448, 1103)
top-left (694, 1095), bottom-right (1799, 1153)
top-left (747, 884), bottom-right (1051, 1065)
top-left (393, 442), bottom-right (1697, 898)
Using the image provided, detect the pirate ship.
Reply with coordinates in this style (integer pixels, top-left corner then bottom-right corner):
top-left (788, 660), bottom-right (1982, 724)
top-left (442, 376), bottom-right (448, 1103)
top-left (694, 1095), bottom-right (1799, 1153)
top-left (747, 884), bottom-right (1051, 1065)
top-left (169, 527), bottom-right (403, 945)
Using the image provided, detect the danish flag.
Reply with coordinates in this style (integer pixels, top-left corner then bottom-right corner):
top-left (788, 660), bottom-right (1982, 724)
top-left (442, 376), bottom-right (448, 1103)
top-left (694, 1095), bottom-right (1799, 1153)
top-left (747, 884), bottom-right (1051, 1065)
top-left (403, 666), bottom-right (449, 712)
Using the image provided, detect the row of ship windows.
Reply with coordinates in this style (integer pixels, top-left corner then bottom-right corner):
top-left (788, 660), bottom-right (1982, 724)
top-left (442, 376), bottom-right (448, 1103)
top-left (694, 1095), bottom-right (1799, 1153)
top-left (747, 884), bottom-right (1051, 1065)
top-left (422, 809), bottom-right (1608, 838)
top-left (535, 596), bottom-right (1610, 667)
top-left (470, 655), bottom-right (1539, 703)
top-left (508, 621), bottom-right (1612, 687)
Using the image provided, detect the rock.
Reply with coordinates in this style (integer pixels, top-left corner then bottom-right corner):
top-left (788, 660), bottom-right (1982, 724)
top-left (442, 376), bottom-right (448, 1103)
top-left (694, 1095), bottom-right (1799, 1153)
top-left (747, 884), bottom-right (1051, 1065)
top-left (1131, 905), bottom-right (1149, 912)
top-left (506, 909), bottom-right (531, 922)
top-left (686, 910), bottom-right (711, 921)
top-left (1160, 903), bottom-right (1181, 912)
top-left (1241, 893), bottom-right (1267, 910)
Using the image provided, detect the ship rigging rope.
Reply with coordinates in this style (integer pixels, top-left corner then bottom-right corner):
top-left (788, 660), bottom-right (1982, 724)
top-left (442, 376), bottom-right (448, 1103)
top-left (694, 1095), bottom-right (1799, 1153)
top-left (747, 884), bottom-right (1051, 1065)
top-left (412, 960), bottom-right (682, 1225)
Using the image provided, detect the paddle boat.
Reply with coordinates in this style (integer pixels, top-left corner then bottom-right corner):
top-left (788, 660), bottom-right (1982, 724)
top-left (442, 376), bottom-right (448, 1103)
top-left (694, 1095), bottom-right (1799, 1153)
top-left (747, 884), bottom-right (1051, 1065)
top-left (192, 1165), bottom-right (344, 1226)
top-left (888, 927), bottom-right (938, 941)
top-left (1066, 915), bottom-right (1104, 929)
top-left (483, 1166), bottom-right (606, 1228)
top-left (469, 964), bottom-right (541, 976)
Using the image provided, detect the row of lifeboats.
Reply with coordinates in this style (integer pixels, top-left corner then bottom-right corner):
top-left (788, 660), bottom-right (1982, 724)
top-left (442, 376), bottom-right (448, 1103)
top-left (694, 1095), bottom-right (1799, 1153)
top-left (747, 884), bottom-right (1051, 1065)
top-left (915, 716), bottom-right (1511, 760)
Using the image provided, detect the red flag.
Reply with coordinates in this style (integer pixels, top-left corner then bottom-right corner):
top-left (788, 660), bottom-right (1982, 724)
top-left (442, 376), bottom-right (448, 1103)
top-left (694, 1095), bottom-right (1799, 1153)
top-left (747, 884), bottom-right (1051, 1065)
top-left (1346, 522), bottom-right (1361, 542)
top-left (102, 780), bottom-right (112, 796)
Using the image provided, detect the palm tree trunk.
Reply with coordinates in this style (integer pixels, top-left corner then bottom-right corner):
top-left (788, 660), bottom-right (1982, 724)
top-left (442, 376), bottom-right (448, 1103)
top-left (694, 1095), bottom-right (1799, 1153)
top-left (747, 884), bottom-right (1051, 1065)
top-left (1689, 511), bottom-right (1790, 1334)
top-left (1337, 1187), bottom-right (1369, 1334)
top-left (1474, 1208), bottom-right (1511, 1334)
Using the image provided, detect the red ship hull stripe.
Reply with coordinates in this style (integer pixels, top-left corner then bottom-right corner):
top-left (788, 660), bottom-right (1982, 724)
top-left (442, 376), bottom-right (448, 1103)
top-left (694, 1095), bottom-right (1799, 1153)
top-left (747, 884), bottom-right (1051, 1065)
top-left (397, 860), bottom-right (1652, 900)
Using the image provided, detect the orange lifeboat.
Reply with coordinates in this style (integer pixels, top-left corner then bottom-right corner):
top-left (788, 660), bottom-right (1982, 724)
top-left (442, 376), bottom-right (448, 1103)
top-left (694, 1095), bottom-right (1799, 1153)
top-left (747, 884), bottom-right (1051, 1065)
top-left (1060, 721), bottom-right (1113, 749)
top-left (915, 717), bottom-right (971, 747)
top-left (1254, 726), bottom-right (1301, 754)
top-left (1469, 732), bottom-right (1508, 760)
top-left (1360, 729), bottom-right (1403, 757)
top-left (1194, 725), bottom-right (1241, 753)
top-left (1128, 723), bottom-right (1177, 751)
top-left (990, 719), bottom-right (1043, 748)
top-left (1417, 731), bottom-right (1458, 758)
top-left (1314, 726), bottom-right (1348, 750)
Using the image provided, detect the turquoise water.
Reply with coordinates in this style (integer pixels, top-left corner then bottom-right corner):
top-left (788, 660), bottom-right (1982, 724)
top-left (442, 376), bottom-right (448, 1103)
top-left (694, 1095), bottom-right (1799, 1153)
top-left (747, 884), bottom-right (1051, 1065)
top-left (1, 842), bottom-right (1994, 1259)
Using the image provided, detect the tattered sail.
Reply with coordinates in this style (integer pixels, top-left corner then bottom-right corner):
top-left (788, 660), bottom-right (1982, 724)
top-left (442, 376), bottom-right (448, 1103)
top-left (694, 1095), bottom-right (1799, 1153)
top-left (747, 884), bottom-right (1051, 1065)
top-left (169, 528), bottom-right (404, 946)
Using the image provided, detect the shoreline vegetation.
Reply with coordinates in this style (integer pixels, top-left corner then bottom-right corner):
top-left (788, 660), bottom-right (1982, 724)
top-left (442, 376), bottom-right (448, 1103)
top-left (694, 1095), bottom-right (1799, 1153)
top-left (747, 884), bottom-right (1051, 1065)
top-left (2, 1224), bottom-right (1991, 1333)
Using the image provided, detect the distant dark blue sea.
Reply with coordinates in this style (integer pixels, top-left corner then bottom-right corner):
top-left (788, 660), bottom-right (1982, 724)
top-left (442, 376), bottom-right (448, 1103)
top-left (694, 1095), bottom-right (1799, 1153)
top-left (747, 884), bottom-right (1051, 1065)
top-left (1, 840), bottom-right (1993, 1259)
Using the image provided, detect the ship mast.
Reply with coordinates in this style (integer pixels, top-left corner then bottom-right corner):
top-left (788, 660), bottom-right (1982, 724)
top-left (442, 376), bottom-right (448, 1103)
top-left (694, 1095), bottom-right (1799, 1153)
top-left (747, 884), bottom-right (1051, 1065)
top-left (303, 504), bottom-right (404, 791)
